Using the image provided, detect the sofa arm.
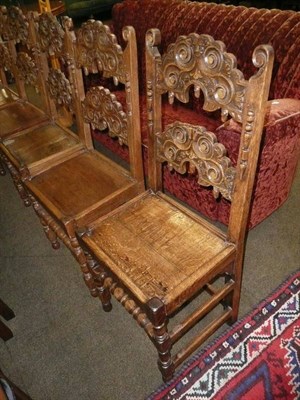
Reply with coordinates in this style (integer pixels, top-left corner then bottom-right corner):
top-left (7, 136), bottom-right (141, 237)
top-left (216, 98), bottom-right (300, 227)
top-left (219, 98), bottom-right (300, 134)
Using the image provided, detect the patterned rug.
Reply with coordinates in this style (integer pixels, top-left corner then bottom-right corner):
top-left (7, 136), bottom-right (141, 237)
top-left (148, 271), bottom-right (300, 400)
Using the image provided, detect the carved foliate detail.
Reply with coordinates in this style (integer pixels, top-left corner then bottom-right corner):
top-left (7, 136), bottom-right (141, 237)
top-left (158, 33), bottom-right (247, 122)
top-left (239, 107), bottom-right (255, 180)
top-left (16, 52), bottom-right (38, 88)
top-left (0, 7), bottom-right (7, 38)
top-left (47, 68), bottom-right (73, 109)
top-left (6, 6), bottom-right (29, 43)
top-left (82, 86), bottom-right (128, 145)
top-left (37, 12), bottom-right (64, 56)
top-left (158, 122), bottom-right (236, 200)
top-left (0, 43), bottom-right (13, 71)
top-left (76, 20), bottom-right (125, 83)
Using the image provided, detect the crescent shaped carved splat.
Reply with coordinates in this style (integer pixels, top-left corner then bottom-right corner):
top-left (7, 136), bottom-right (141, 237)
top-left (0, 7), bottom-right (7, 38)
top-left (37, 13), bottom-right (64, 56)
top-left (0, 43), bottom-right (13, 71)
top-left (16, 52), bottom-right (38, 88)
top-left (6, 6), bottom-right (29, 44)
top-left (82, 86), bottom-right (128, 146)
top-left (158, 122), bottom-right (236, 200)
top-left (47, 69), bottom-right (73, 109)
top-left (159, 33), bottom-right (247, 122)
top-left (76, 20), bottom-right (125, 83)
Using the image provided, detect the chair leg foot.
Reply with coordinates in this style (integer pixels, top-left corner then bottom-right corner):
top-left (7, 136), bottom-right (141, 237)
top-left (88, 256), bottom-right (113, 311)
top-left (0, 320), bottom-right (13, 341)
top-left (0, 299), bottom-right (15, 321)
top-left (147, 297), bottom-right (175, 382)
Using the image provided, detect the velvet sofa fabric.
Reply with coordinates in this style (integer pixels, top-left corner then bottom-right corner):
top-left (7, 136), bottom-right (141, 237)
top-left (92, 0), bottom-right (300, 228)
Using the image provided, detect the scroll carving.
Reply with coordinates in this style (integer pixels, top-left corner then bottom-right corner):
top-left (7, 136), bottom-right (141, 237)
top-left (82, 86), bottom-right (128, 146)
top-left (47, 68), bottom-right (73, 109)
top-left (5, 6), bottom-right (29, 43)
top-left (158, 122), bottom-right (236, 200)
top-left (16, 52), bottom-right (38, 88)
top-left (157, 33), bottom-right (247, 122)
top-left (76, 20), bottom-right (125, 84)
top-left (0, 7), bottom-right (7, 38)
top-left (0, 43), bottom-right (13, 71)
top-left (37, 12), bottom-right (64, 56)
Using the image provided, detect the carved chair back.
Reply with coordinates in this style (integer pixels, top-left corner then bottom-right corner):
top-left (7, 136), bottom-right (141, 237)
top-left (146, 29), bottom-right (274, 245)
top-left (33, 12), bottom-right (79, 127)
top-left (72, 19), bottom-right (144, 181)
top-left (0, 6), bottom-right (53, 114)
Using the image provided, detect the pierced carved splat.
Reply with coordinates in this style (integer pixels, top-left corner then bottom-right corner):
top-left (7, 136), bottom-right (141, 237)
top-left (0, 43), bottom-right (13, 71)
top-left (0, 7), bottom-right (7, 39)
top-left (82, 86), bottom-right (128, 146)
top-left (16, 52), bottom-right (38, 88)
top-left (37, 12), bottom-right (64, 56)
top-left (158, 122), bottom-right (236, 200)
top-left (6, 6), bottom-right (29, 44)
top-left (76, 20), bottom-right (126, 84)
top-left (153, 32), bottom-right (247, 122)
top-left (47, 68), bottom-right (73, 109)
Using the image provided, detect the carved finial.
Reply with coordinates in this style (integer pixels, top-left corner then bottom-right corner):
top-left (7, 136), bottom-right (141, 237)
top-left (252, 44), bottom-right (274, 72)
top-left (146, 28), bottom-right (161, 48)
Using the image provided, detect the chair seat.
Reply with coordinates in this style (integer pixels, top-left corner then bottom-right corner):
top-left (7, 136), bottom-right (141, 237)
top-left (26, 150), bottom-right (141, 226)
top-left (83, 191), bottom-right (236, 314)
top-left (0, 101), bottom-right (48, 139)
top-left (2, 123), bottom-right (83, 176)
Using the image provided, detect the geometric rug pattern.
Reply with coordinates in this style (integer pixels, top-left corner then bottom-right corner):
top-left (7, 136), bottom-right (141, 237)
top-left (148, 271), bottom-right (300, 400)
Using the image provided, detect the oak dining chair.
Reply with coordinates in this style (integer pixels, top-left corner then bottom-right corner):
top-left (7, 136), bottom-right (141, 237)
top-left (24, 20), bottom-right (144, 298)
top-left (78, 29), bottom-right (274, 381)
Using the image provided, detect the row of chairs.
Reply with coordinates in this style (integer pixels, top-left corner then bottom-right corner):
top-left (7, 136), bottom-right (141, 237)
top-left (0, 6), bottom-right (274, 381)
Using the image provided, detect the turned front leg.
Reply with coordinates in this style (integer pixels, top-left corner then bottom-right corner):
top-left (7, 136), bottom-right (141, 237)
top-left (86, 255), bottom-right (112, 311)
top-left (147, 297), bottom-right (175, 382)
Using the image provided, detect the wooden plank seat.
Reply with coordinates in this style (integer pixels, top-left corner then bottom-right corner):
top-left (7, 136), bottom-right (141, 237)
top-left (24, 20), bottom-right (144, 298)
top-left (0, 9), bottom-right (87, 203)
top-left (78, 30), bottom-right (274, 381)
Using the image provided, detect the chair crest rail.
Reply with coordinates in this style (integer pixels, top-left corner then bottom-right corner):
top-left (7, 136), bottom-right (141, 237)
top-left (147, 30), bottom-right (247, 122)
top-left (75, 19), bottom-right (126, 84)
top-left (5, 6), bottom-right (29, 44)
top-left (36, 12), bottom-right (65, 56)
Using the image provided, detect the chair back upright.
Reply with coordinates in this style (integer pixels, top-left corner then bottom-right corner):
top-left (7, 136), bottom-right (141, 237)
top-left (73, 20), bottom-right (144, 183)
top-left (146, 29), bottom-right (274, 246)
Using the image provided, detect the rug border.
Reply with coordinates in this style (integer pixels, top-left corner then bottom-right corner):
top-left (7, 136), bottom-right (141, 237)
top-left (147, 269), bottom-right (300, 400)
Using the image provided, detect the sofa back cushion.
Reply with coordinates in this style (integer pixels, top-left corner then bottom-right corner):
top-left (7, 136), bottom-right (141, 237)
top-left (112, 0), bottom-right (300, 100)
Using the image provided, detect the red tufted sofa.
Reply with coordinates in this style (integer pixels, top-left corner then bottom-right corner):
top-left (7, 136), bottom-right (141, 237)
top-left (91, 0), bottom-right (300, 228)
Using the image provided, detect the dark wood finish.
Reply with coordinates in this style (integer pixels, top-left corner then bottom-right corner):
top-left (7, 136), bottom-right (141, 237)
top-left (0, 368), bottom-right (32, 400)
top-left (0, 299), bottom-right (15, 341)
top-left (80, 30), bottom-right (274, 381)
top-left (24, 21), bottom-right (144, 298)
